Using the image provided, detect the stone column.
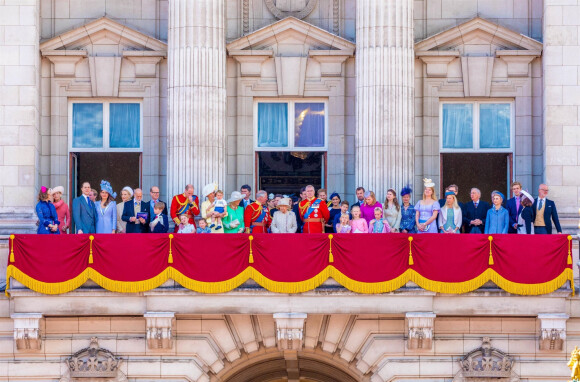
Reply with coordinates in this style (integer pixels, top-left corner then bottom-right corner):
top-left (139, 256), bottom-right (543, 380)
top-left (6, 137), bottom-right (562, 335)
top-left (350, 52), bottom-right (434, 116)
top-left (0, 0), bottom-right (41, 234)
top-left (355, 0), bottom-right (414, 200)
top-left (543, 0), bottom-right (580, 216)
top-left (167, 0), bottom-right (226, 198)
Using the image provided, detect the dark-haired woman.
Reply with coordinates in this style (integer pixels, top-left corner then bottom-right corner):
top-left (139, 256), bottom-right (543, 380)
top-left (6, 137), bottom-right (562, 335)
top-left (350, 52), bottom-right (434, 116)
top-left (517, 190), bottom-right (534, 234)
top-left (35, 186), bottom-right (60, 234)
top-left (95, 180), bottom-right (117, 234)
top-left (383, 189), bottom-right (401, 232)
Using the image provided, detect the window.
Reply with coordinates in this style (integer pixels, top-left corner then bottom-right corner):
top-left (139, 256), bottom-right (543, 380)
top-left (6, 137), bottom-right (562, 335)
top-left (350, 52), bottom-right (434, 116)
top-left (69, 100), bottom-right (142, 151)
top-left (440, 101), bottom-right (513, 152)
top-left (255, 100), bottom-right (327, 151)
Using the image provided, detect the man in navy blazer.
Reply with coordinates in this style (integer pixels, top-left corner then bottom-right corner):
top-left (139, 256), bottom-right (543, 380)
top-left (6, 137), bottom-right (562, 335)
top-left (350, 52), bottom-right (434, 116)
top-left (506, 181), bottom-right (523, 234)
top-left (122, 188), bottom-right (149, 233)
top-left (462, 188), bottom-right (490, 233)
top-left (144, 186), bottom-right (168, 231)
top-left (72, 181), bottom-right (97, 234)
top-left (532, 184), bottom-right (562, 234)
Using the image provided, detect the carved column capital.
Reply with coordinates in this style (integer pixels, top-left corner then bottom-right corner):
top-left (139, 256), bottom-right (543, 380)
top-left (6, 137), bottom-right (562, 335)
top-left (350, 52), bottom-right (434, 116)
top-left (12, 313), bottom-right (43, 351)
top-left (274, 313), bottom-right (307, 351)
top-left (144, 312), bottom-right (175, 349)
top-left (538, 313), bottom-right (568, 351)
top-left (406, 312), bottom-right (435, 350)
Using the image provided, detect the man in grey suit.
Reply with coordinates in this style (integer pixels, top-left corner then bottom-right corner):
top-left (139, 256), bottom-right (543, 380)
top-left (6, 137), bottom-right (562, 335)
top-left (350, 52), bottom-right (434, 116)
top-left (72, 181), bottom-right (97, 234)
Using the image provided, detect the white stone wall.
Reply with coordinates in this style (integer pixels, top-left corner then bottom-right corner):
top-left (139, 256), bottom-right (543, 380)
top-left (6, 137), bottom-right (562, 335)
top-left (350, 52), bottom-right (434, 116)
top-left (414, 0), bottom-right (544, 42)
top-left (543, 0), bottom-right (580, 215)
top-left (39, 0), bottom-right (168, 42)
top-left (0, 0), bottom-right (41, 218)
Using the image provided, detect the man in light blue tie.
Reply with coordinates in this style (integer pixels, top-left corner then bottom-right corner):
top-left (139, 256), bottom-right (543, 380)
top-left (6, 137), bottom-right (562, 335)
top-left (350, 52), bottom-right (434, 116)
top-left (72, 181), bottom-right (97, 234)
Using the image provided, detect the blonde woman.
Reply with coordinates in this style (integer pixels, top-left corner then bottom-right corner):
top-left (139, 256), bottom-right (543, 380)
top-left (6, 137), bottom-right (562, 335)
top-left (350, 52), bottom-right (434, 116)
top-left (438, 191), bottom-right (462, 233)
top-left (415, 178), bottom-right (440, 233)
top-left (383, 188), bottom-right (401, 232)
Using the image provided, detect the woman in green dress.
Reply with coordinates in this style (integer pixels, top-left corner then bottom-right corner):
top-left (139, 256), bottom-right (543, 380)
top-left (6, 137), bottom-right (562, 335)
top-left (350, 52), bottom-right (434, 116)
top-left (223, 191), bottom-right (245, 233)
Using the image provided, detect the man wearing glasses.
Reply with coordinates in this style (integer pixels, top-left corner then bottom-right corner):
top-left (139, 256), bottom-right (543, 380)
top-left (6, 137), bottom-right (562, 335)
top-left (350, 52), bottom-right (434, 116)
top-left (532, 184), bottom-right (562, 234)
top-left (145, 186), bottom-right (168, 231)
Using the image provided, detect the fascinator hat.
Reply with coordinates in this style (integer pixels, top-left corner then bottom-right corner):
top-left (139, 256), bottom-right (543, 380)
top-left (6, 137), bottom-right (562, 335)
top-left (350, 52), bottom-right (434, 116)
top-left (491, 190), bottom-right (505, 201)
top-left (329, 192), bottom-right (340, 201)
top-left (122, 186), bottom-right (134, 197)
top-left (100, 180), bottom-right (117, 199)
top-left (445, 190), bottom-right (455, 197)
top-left (51, 186), bottom-right (65, 195)
top-left (400, 185), bottom-right (412, 197)
top-left (423, 178), bottom-right (435, 188)
top-left (202, 182), bottom-right (218, 197)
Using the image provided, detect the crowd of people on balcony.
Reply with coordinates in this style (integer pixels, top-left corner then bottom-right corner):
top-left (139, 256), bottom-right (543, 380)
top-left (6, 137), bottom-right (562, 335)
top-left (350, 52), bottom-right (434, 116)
top-left (34, 177), bottom-right (562, 236)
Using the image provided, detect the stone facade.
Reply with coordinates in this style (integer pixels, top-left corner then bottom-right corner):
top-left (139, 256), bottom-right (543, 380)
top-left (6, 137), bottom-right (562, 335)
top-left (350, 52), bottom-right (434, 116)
top-left (0, 0), bottom-right (580, 380)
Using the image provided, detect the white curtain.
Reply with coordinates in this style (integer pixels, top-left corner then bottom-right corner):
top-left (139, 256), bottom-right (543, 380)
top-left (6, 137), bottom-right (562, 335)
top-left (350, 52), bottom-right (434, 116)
top-left (72, 103), bottom-right (103, 148)
top-left (442, 104), bottom-right (473, 149)
top-left (479, 104), bottom-right (510, 149)
top-left (110, 103), bottom-right (140, 148)
top-left (257, 103), bottom-right (288, 147)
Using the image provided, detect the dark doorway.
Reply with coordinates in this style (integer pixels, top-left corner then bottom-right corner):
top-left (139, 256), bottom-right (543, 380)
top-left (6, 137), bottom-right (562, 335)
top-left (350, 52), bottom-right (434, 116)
top-left (70, 152), bottom-right (141, 203)
top-left (257, 151), bottom-right (325, 196)
top-left (441, 153), bottom-right (511, 205)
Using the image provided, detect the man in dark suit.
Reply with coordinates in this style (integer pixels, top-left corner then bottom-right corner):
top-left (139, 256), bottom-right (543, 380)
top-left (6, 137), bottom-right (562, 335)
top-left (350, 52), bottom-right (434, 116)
top-left (240, 185), bottom-right (255, 209)
top-left (438, 184), bottom-right (464, 210)
top-left (351, 187), bottom-right (365, 210)
top-left (462, 187), bottom-right (490, 233)
top-left (122, 188), bottom-right (149, 233)
top-left (532, 184), bottom-right (562, 234)
top-left (506, 181), bottom-right (523, 234)
top-left (72, 181), bottom-right (97, 234)
top-left (145, 186), bottom-right (168, 229)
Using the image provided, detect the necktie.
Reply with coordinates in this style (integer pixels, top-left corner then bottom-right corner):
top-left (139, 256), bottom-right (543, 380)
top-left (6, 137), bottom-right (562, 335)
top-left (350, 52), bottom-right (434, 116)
top-left (516, 196), bottom-right (520, 211)
top-left (474, 202), bottom-right (478, 208)
top-left (86, 196), bottom-right (90, 204)
top-left (538, 199), bottom-right (543, 210)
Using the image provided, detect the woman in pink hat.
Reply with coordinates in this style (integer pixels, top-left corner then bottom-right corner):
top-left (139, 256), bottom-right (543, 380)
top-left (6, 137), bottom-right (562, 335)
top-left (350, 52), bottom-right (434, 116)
top-left (50, 186), bottom-right (70, 234)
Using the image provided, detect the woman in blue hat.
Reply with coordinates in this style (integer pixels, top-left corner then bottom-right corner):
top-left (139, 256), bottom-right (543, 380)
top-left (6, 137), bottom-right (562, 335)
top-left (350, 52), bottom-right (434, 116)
top-left (484, 190), bottom-right (509, 234)
top-left (95, 180), bottom-right (117, 234)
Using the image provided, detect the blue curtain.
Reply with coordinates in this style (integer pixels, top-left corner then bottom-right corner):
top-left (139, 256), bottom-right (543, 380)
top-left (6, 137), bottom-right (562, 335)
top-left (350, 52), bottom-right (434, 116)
top-left (257, 103), bottom-right (288, 147)
top-left (110, 103), bottom-right (140, 148)
top-left (295, 103), bottom-right (325, 147)
top-left (442, 104), bottom-right (473, 149)
top-left (72, 103), bottom-right (103, 148)
top-left (480, 104), bottom-right (510, 149)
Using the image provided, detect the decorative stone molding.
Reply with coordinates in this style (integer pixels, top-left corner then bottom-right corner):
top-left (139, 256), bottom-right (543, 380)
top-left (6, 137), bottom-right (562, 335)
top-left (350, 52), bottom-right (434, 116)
top-left (145, 312), bottom-right (175, 349)
top-left (65, 337), bottom-right (123, 378)
top-left (264, 0), bottom-right (318, 20)
top-left (406, 312), bottom-right (435, 350)
top-left (309, 51), bottom-right (353, 77)
top-left (538, 313), bottom-right (568, 351)
top-left (123, 52), bottom-right (166, 78)
top-left (416, 52), bottom-right (460, 78)
top-left (11, 313), bottom-right (43, 351)
top-left (274, 313), bottom-right (307, 351)
top-left (42, 52), bottom-right (87, 77)
top-left (458, 337), bottom-right (515, 379)
top-left (496, 51), bottom-right (540, 77)
top-left (229, 50), bottom-right (274, 77)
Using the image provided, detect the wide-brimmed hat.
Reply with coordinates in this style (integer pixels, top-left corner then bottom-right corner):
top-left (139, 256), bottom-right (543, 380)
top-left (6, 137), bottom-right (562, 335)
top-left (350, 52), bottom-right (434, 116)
top-left (277, 197), bottom-right (292, 208)
top-left (51, 186), bottom-right (65, 195)
top-left (228, 191), bottom-right (244, 204)
top-left (423, 178), bottom-right (435, 188)
top-left (100, 180), bottom-right (117, 199)
top-left (521, 190), bottom-right (533, 201)
top-left (202, 182), bottom-right (218, 197)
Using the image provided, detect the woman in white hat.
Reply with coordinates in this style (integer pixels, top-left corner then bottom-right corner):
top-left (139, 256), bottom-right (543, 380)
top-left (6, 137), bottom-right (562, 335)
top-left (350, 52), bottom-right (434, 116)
top-left (517, 190), bottom-right (534, 234)
top-left (201, 183), bottom-right (224, 233)
top-left (50, 186), bottom-right (70, 234)
top-left (270, 197), bottom-right (297, 233)
top-left (116, 186), bottom-right (133, 233)
top-left (222, 191), bottom-right (245, 233)
top-left (414, 178), bottom-right (440, 233)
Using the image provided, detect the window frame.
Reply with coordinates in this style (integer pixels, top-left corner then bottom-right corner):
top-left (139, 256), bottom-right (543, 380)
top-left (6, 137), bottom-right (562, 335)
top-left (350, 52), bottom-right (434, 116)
top-left (253, 99), bottom-right (329, 152)
top-left (439, 99), bottom-right (515, 153)
top-left (68, 99), bottom-right (143, 152)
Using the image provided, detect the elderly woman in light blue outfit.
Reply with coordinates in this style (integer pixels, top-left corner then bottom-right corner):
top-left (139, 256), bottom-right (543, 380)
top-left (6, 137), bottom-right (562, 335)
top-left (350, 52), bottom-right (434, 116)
top-left (95, 180), bottom-right (117, 234)
top-left (484, 190), bottom-right (509, 234)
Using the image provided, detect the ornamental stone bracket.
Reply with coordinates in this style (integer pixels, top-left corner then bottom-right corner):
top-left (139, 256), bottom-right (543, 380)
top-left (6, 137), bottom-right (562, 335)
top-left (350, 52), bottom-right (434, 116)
top-left (61, 337), bottom-right (125, 381)
top-left (538, 313), bottom-right (568, 351)
top-left (453, 337), bottom-right (519, 382)
top-left (144, 312), bottom-right (175, 350)
top-left (406, 312), bottom-right (435, 350)
top-left (274, 313), bottom-right (307, 351)
top-left (11, 313), bottom-right (43, 351)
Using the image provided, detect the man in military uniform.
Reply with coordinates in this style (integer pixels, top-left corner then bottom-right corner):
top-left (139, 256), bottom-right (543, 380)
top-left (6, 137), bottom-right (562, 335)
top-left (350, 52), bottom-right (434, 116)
top-left (244, 190), bottom-right (270, 233)
top-left (170, 184), bottom-right (200, 232)
top-left (299, 185), bottom-right (330, 233)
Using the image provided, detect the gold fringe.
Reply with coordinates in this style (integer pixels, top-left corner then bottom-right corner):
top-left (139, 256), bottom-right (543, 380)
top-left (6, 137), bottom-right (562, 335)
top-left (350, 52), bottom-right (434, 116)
top-left (330, 267), bottom-right (411, 294)
top-left (251, 267), bottom-right (330, 294)
top-left (488, 235), bottom-right (494, 265)
top-left (411, 268), bottom-right (491, 294)
top-left (6, 265), bottom-right (89, 295)
top-left (169, 267), bottom-right (251, 293)
top-left (408, 236), bottom-right (414, 265)
top-left (489, 268), bottom-right (574, 296)
top-left (168, 234), bottom-right (174, 264)
top-left (248, 235), bottom-right (254, 264)
top-left (328, 234), bottom-right (334, 263)
top-left (9, 234), bottom-right (14, 263)
top-left (88, 268), bottom-right (169, 293)
top-left (568, 235), bottom-right (573, 265)
top-left (88, 235), bottom-right (94, 264)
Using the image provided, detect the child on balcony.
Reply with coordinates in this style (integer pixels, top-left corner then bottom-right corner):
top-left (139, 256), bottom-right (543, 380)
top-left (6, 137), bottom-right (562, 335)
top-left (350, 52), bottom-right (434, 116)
top-left (196, 218), bottom-right (212, 233)
top-left (369, 207), bottom-right (391, 233)
top-left (336, 213), bottom-right (352, 233)
top-left (177, 214), bottom-right (195, 233)
top-left (210, 190), bottom-right (228, 230)
top-left (149, 202), bottom-right (169, 233)
top-left (350, 205), bottom-right (368, 233)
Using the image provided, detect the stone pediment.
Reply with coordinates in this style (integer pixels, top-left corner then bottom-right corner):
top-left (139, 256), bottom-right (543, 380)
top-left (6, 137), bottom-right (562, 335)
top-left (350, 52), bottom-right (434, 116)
top-left (415, 17), bottom-right (542, 56)
top-left (227, 16), bottom-right (355, 55)
top-left (40, 16), bottom-right (167, 54)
